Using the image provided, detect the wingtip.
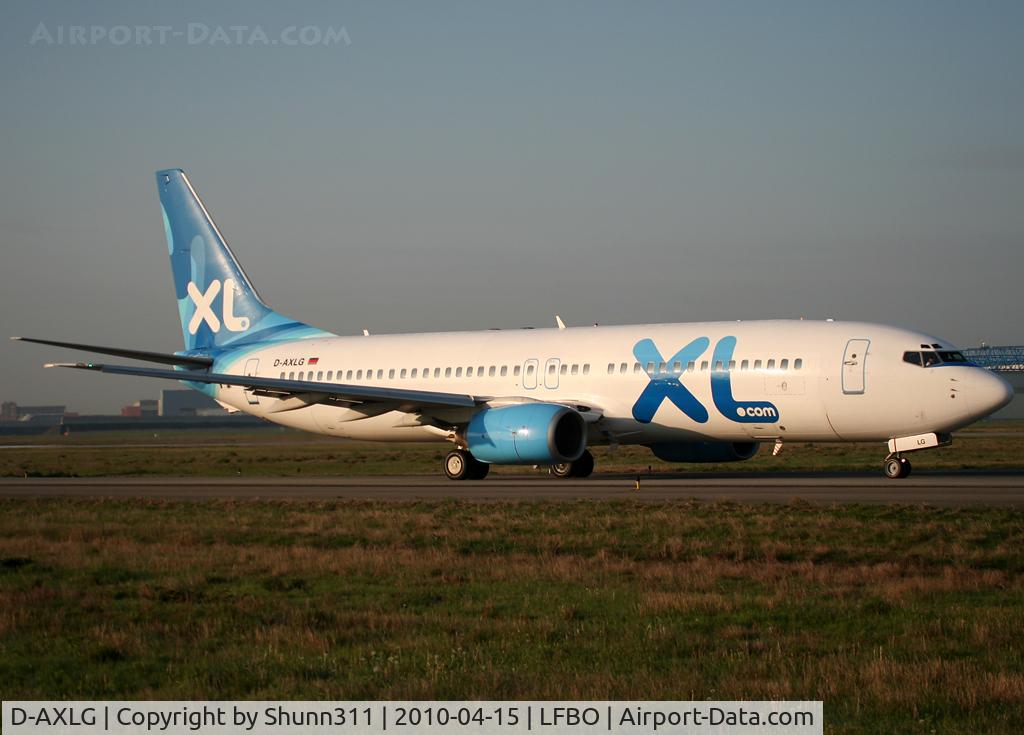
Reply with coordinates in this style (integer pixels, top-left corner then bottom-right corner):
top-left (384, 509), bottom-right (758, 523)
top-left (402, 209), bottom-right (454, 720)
top-left (10, 336), bottom-right (23, 341)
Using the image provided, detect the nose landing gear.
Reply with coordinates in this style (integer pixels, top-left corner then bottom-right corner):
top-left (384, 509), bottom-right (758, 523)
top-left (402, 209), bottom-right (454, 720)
top-left (883, 454), bottom-right (912, 479)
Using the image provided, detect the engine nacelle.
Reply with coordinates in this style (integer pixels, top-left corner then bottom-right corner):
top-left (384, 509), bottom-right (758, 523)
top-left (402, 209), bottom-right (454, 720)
top-left (646, 441), bottom-right (760, 463)
top-left (466, 403), bottom-right (587, 464)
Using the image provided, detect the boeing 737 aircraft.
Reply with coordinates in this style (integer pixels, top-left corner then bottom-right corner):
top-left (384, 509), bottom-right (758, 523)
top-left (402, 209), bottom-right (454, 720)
top-left (15, 169), bottom-right (1013, 480)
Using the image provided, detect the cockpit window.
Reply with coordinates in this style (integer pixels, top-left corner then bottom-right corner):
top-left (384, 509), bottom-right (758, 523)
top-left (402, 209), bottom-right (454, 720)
top-left (904, 349), bottom-right (969, 367)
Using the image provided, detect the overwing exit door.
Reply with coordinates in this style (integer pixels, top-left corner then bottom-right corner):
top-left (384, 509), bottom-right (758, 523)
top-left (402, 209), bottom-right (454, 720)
top-left (544, 358), bottom-right (560, 389)
top-left (523, 359), bottom-right (539, 390)
top-left (842, 339), bottom-right (870, 395)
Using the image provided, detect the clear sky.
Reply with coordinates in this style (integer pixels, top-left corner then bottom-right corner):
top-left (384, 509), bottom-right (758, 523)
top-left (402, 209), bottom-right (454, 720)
top-left (1, 1), bottom-right (1022, 413)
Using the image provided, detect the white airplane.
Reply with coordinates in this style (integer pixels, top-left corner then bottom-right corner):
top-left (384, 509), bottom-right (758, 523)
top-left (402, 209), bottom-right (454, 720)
top-left (15, 169), bottom-right (1013, 480)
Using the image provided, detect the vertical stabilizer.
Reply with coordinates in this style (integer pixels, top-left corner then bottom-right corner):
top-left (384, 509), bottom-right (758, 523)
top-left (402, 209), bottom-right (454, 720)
top-left (157, 169), bottom-right (329, 351)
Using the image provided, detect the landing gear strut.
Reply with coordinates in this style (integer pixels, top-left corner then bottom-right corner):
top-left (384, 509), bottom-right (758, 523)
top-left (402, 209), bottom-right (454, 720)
top-left (444, 449), bottom-right (489, 480)
top-left (550, 449), bottom-right (595, 479)
top-left (883, 454), bottom-right (912, 479)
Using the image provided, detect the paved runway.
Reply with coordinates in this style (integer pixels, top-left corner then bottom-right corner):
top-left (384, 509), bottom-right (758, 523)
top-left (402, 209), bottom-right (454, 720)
top-left (2, 473), bottom-right (1024, 505)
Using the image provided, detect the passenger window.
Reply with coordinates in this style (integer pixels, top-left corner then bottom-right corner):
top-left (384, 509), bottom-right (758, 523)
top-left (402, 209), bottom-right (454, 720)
top-left (672, 361), bottom-right (682, 374)
top-left (477, 366), bottom-right (484, 376)
top-left (456, 367), bottom-right (463, 377)
top-left (327, 371), bottom-right (333, 381)
top-left (298, 371), bottom-right (304, 380)
top-left (607, 363), bottom-right (615, 374)
top-left (658, 361), bottom-right (667, 373)
top-left (549, 364), bottom-right (557, 374)
top-left (701, 361), bottom-right (709, 371)
top-left (780, 359), bottom-right (789, 370)
top-left (500, 366), bottom-right (508, 377)
top-left (583, 364), bottom-right (590, 375)
top-left (489, 366), bottom-right (496, 377)
top-left (280, 372), bottom-right (285, 379)
top-left (526, 365), bottom-right (535, 375)
top-left (634, 363), bottom-right (641, 374)
top-left (728, 360), bottom-right (735, 371)
top-left (571, 364), bottom-right (579, 376)
top-left (560, 364), bottom-right (568, 375)
top-left (316, 370), bottom-right (323, 380)
top-left (646, 362), bottom-right (655, 373)
top-left (754, 360), bottom-right (762, 370)
top-left (794, 359), bottom-right (802, 370)
top-left (687, 361), bottom-right (696, 372)
top-left (356, 370), bottom-right (362, 380)
top-left (399, 368), bottom-right (406, 379)
top-left (376, 369), bottom-right (383, 379)
top-left (515, 365), bottom-right (522, 376)
top-left (445, 367), bottom-right (452, 377)
top-left (620, 362), bottom-right (628, 374)
top-left (714, 361), bottom-right (723, 372)
top-left (346, 370), bottom-right (353, 380)
top-left (434, 368), bottom-right (441, 378)
top-left (767, 359), bottom-right (776, 370)
top-left (741, 360), bottom-right (749, 370)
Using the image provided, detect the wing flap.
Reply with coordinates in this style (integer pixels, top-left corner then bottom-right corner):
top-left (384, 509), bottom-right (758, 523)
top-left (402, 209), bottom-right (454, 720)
top-left (47, 361), bottom-right (479, 410)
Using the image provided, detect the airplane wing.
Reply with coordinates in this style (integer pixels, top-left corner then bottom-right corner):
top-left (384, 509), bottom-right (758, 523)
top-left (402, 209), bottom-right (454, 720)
top-left (45, 361), bottom-right (479, 410)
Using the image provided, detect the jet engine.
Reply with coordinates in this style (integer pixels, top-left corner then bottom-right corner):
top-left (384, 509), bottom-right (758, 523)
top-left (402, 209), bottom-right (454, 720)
top-left (466, 403), bottom-right (587, 464)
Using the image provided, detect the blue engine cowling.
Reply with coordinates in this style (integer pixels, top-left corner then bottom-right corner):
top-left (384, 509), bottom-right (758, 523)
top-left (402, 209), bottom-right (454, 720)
top-left (466, 403), bottom-right (587, 464)
top-left (646, 441), bottom-right (760, 463)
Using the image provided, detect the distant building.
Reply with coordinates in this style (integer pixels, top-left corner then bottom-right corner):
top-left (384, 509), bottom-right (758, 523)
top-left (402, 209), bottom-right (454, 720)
top-left (158, 389), bottom-right (226, 417)
top-left (121, 399), bottom-right (159, 418)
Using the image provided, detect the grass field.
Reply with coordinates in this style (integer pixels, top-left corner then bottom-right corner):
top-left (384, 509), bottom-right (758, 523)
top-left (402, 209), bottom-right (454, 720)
top-left (3, 421), bottom-right (1024, 478)
top-left (2, 426), bottom-right (1023, 733)
top-left (0, 498), bottom-right (1022, 733)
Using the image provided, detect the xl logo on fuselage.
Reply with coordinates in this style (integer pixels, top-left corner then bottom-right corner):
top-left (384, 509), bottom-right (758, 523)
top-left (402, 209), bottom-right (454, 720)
top-left (187, 278), bottom-right (250, 334)
top-left (631, 336), bottom-right (779, 424)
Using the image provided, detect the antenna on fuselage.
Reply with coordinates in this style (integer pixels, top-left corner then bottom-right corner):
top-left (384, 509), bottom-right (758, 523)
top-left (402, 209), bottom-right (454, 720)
top-left (555, 315), bottom-right (566, 330)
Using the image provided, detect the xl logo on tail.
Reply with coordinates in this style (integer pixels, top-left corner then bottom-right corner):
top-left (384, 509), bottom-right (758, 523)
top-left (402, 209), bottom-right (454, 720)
top-left (187, 278), bottom-right (250, 334)
top-left (632, 336), bottom-right (780, 424)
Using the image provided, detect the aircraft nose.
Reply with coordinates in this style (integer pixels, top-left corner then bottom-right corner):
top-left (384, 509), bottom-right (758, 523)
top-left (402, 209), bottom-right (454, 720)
top-left (970, 369), bottom-right (1013, 418)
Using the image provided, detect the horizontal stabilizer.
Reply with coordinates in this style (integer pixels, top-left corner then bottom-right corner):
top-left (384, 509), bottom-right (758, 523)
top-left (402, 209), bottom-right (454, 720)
top-left (13, 336), bottom-right (213, 368)
top-left (48, 361), bottom-right (479, 410)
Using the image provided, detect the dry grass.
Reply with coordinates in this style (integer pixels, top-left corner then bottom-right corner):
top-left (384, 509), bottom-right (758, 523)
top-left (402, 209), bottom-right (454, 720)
top-left (0, 498), bottom-right (1022, 733)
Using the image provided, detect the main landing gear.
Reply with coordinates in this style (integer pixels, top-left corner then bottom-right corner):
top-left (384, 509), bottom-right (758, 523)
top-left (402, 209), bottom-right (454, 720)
top-left (444, 449), bottom-right (490, 480)
top-left (550, 449), bottom-right (595, 479)
top-left (883, 454), bottom-right (912, 479)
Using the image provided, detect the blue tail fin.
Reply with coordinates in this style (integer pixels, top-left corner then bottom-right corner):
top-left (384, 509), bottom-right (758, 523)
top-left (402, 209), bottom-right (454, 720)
top-left (157, 169), bottom-right (329, 352)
